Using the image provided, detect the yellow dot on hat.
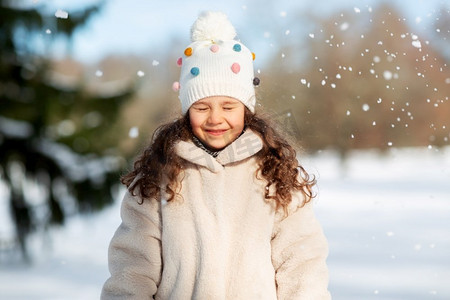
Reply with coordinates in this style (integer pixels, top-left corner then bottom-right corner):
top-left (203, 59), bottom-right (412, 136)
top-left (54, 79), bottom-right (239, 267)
top-left (231, 63), bottom-right (240, 74)
top-left (252, 52), bottom-right (256, 60)
top-left (184, 47), bottom-right (192, 56)
top-left (210, 44), bottom-right (219, 53)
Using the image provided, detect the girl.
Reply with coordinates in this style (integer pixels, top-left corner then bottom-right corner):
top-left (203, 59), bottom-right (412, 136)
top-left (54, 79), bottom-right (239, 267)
top-left (101, 11), bottom-right (330, 300)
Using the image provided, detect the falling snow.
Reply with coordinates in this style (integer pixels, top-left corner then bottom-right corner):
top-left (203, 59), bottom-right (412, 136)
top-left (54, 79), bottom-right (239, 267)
top-left (128, 127), bottom-right (139, 138)
top-left (383, 71), bottom-right (393, 80)
top-left (340, 22), bottom-right (349, 31)
top-left (412, 40), bottom-right (422, 48)
top-left (55, 9), bottom-right (69, 19)
top-left (362, 104), bottom-right (370, 111)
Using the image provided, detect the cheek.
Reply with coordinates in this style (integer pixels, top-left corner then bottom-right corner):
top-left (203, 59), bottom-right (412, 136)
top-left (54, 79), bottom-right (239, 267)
top-left (189, 118), bottom-right (198, 129)
top-left (189, 112), bottom-right (202, 129)
top-left (230, 111), bottom-right (245, 130)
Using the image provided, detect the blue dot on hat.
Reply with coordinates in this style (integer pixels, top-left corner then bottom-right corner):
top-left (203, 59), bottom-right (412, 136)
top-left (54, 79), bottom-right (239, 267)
top-left (190, 67), bottom-right (200, 76)
top-left (233, 44), bottom-right (241, 52)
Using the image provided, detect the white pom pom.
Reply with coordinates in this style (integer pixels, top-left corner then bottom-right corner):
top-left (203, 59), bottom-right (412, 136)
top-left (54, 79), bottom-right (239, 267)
top-left (190, 11), bottom-right (237, 42)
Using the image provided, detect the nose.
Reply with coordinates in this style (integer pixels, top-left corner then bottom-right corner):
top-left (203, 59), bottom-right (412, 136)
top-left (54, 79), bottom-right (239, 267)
top-left (207, 108), bottom-right (223, 125)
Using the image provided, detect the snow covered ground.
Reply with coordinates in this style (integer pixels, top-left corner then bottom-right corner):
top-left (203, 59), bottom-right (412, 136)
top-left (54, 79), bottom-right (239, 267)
top-left (0, 146), bottom-right (449, 300)
top-left (309, 147), bottom-right (450, 300)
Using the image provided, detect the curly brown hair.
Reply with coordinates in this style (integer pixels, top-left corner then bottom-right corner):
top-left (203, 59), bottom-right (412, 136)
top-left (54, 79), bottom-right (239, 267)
top-left (121, 108), bottom-right (316, 213)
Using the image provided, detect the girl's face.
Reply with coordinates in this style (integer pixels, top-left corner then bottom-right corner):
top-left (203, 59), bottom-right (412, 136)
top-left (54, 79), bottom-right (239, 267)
top-left (189, 96), bottom-right (245, 150)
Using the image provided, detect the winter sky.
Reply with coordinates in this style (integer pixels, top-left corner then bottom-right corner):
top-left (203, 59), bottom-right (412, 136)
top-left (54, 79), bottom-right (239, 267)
top-left (23, 0), bottom-right (449, 63)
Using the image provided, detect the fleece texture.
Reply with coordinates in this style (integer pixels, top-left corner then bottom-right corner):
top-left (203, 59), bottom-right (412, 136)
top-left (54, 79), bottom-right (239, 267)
top-left (101, 130), bottom-right (331, 300)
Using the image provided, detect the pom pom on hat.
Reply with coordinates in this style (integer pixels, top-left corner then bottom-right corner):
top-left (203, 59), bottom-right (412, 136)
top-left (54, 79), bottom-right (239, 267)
top-left (190, 11), bottom-right (237, 42)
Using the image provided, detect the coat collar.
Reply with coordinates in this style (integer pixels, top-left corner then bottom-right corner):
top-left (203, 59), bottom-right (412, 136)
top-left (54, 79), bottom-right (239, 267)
top-left (174, 130), bottom-right (263, 173)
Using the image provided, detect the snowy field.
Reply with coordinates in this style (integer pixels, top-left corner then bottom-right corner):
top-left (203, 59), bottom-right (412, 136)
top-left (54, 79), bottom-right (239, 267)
top-left (0, 146), bottom-right (449, 300)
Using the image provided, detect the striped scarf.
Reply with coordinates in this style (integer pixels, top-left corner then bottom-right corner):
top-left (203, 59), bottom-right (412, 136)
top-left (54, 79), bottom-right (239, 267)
top-left (192, 135), bottom-right (221, 158)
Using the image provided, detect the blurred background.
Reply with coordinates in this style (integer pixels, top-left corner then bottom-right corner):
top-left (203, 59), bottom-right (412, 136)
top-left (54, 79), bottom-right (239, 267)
top-left (0, 0), bottom-right (449, 299)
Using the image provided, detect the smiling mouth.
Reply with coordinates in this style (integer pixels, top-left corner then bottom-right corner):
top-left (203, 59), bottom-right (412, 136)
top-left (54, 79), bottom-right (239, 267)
top-left (205, 129), bottom-right (228, 136)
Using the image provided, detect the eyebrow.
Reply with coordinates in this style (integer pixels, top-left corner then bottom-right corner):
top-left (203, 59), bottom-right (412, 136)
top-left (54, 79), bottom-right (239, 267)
top-left (194, 99), bottom-right (240, 106)
top-left (221, 101), bottom-right (240, 105)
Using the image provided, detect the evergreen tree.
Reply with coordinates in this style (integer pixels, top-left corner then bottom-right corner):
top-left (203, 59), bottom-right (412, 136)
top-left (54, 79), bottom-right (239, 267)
top-left (0, 0), bottom-right (134, 262)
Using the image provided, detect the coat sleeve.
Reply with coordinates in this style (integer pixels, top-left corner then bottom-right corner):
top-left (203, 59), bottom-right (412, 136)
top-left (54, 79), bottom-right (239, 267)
top-left (101, 191), bottom-right (162, 300)
top-left (271, 193), bottom-right (331, 300)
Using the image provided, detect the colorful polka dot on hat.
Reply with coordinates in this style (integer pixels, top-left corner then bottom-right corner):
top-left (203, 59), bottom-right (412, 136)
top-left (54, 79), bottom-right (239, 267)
top-left (173, 11), bottom-right (258, 114)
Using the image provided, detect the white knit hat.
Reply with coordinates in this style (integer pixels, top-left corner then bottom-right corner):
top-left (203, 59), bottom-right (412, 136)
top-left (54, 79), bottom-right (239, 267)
top-left (172, 11), bottom-right (258, 114)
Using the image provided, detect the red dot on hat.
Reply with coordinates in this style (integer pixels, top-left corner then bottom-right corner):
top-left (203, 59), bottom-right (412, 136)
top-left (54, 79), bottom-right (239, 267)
top-left (231, 63), bottom-right (240, 74)
top-left (177, 57), bottom-right (182, 66)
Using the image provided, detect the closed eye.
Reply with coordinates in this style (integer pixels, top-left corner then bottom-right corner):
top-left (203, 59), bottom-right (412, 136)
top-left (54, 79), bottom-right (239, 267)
top-left (223, 104), bottom-right (240, 110)
top-left (192, 106), bottom-right (209, 111)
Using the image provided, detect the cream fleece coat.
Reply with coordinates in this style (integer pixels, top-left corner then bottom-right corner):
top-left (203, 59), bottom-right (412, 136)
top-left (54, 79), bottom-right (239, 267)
top-left (101, 130), bottom-right (331, 300)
